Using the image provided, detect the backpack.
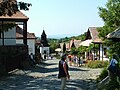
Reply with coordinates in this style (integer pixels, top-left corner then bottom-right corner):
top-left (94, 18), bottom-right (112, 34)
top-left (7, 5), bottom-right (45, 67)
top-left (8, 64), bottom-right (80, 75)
top-left (108, 59), bottom-right (118, 73)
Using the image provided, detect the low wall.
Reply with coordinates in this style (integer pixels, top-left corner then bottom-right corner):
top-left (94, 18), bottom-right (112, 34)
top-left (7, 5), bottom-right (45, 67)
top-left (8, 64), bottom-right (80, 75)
top-left (0, 45), bottom-right (28, 76)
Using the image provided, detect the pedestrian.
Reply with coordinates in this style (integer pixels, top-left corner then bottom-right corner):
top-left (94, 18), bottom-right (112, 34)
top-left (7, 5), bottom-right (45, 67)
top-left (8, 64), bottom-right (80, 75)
top-left (68, 54), bottom-right (72, 66)
top-left (108, 54), bottom-right (119, 80)
top-left (58, 54), bottom-right (70, 90)
top-left (29, 53), bottom-right (36, 65)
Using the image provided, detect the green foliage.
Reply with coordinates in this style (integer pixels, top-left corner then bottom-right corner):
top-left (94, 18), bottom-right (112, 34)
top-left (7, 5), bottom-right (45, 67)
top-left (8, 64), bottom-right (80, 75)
top-left (103, 39), bottom-right (120, 58)
top-left (98, 0), bottom-right (120, 59)
top-left (18, 2), bottom-right (32, 11)
top-left (98, 0), bottom-right (120, 28)
top-left (98, 0), bottom-right (120, 38)
top-left (96, 68), bottom-right (108, 82)
top-left (0, 23), bottom-right (16, 32)
top-left (99, 78), bottom-right (120, 90)
top-left (86, 60), bottom-right (109, 68)
top-left (58, 32), bottom-right (86, 43)
top-left (78, 46), bottom-right (87, 53)
top-left (0, 1), bottom-right (31, 16)
top-left (48, 39), bottom-right (59, 53)
top-left (70, 47), bottom-right (78, 55)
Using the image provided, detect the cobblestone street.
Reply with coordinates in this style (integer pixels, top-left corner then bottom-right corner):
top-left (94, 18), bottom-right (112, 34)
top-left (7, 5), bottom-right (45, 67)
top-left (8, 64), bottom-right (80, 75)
top-left (0, 59), bottom-right (102, 90)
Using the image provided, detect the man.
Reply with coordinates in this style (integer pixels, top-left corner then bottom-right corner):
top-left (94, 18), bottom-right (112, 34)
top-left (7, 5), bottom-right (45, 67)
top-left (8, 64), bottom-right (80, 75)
top-left (58, 54), bottom-right (70, 90)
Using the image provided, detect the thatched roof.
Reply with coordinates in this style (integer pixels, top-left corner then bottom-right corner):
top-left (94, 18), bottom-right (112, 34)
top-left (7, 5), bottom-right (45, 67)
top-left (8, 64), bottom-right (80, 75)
top-left (107, 27), bottom-right (120, 39)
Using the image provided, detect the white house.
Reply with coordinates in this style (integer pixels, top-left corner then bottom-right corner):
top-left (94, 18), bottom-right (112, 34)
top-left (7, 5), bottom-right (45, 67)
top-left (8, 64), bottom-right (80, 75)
top-left (16, 26), bottom-right (36, 55)
top-left (81, 27), bottom-right (109, 61)
top-left (39, 30), bottom-right (50, 59)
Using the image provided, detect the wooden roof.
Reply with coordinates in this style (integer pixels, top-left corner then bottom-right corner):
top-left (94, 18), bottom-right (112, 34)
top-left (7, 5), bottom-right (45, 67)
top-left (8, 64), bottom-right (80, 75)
top-left (107, 27), bottom-right (120, 39)
top-left (88, 27), bottom-right (99, 40)
top-left (86, 27), bottom-right (103, 44)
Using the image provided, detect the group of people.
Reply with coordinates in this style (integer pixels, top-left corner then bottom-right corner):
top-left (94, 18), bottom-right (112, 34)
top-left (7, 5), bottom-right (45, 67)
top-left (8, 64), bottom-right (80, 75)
top-left (58, 53), bottom-right (120, 90)
top-left (68, 55), bottom-right (83, 67)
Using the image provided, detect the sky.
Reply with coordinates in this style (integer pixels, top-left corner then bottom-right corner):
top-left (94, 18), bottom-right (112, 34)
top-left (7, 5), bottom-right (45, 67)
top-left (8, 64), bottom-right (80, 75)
top-left (18, 0), bottom-right (108, 38)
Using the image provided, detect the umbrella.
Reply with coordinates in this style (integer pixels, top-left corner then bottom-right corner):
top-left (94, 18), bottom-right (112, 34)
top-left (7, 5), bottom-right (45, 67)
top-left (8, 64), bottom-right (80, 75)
top-left (55, 48), bottom-right (61, 52)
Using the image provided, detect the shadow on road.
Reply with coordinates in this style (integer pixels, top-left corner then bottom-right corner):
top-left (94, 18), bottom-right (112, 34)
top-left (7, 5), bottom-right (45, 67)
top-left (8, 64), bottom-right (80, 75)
top-left (0, 59), bottom-right (97, 90)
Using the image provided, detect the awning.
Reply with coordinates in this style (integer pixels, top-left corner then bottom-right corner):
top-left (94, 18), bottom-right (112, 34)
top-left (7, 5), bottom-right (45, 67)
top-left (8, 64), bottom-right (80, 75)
top-left (79, 40), bottom-right (92, 46)
top-left (55, 48), bottom-right (61, 52)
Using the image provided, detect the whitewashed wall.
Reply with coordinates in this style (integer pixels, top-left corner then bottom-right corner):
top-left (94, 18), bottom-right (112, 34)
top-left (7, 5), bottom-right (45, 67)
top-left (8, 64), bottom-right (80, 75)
top-left (27, 39), bottom-right (35, 55)
top-left (40, 47), bottom-right (50, 59)
top-left (100, 44), bottom-right (109, 61)
top-left (16, 39), bottom-right (35, 55)
top-left (40, 47), bottom-right (49, 54)
top-left (0, 27), bottom-right (16, 45)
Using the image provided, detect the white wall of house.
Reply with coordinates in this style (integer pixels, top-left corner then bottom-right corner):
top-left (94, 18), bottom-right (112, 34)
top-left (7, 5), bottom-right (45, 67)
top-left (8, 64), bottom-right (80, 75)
top-left (16, 39), bottom-right (35, 55)
top-left (40, 47), bottom-right (50, 59)
top-left (0, 27), bottom-right (16, 45)
top-left (28, 39), bottom-right (35, 55)
top-left (40, 47), bottom-right (49, 54)
top-left (100, 44), bottom-right (109, 61)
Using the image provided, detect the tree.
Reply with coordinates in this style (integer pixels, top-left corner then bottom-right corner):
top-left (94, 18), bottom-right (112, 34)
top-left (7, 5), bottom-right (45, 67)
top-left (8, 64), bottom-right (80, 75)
top-left (0, 0), bottom-right (31, 16)
top-left (98, 0), bottom-right (120, 57)
top-left (48, 39), bottom-right (59, 53)
top-left (71, 42), bottom-right (75, 48)
top-left (63, 43), bottom-right (66, 53)
top-left (98, 0), bottom-right (120, 39)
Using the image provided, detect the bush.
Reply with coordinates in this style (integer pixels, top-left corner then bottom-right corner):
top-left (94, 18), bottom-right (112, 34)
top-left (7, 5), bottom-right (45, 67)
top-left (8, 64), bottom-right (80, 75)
top-left (97, 68), bottom-right (120, 90)
top-left (99, 78), bottom-right (120, 90)
top-left (85, 60), bottom-right (109, 68)
top-left (96, 67), bottom-right (108, 82)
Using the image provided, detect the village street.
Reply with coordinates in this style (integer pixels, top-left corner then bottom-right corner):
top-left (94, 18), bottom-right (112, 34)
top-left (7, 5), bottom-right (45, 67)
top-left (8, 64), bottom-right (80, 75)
top-left (0, 58), bottom-right (102, 90)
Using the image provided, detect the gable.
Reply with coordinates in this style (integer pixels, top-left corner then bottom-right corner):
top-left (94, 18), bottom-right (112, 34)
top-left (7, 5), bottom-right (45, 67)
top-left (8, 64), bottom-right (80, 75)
top-left (86, 27), bottom-right (100, 40)
top-left (16, 26), bottom-right (35, 39)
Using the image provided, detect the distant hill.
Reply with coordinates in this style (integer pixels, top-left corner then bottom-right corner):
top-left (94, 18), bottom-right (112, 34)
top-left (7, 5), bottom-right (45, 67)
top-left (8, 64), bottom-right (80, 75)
top-left (48, 34), bottom-right (80, 39)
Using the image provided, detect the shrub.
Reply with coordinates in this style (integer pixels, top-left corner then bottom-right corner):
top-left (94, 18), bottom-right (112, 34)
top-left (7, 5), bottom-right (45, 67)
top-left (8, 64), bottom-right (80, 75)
top-left (96, 67), bottom-right (108, 82)
top-left (99, 78), bottom-right (120, 90)
top-left (85, 60), bottom-right (109, 68)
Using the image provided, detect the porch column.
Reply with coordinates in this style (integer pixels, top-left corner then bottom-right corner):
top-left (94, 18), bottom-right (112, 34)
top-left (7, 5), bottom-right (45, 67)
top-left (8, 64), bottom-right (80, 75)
top-left (102, 44), bottom-right (103, 61)
top-left (99, 43), bottom-right (100, 60)
top-left (23, 21), bottom-right (27, 45)
top-left (1, 20), bottom-right (4, 46)
top-left (93, 43), bottom-right (95, 60)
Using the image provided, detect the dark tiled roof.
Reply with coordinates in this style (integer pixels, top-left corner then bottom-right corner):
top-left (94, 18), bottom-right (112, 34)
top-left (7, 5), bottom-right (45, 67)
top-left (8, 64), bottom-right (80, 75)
top-left (107, 27), bottom-right (120, 39)
top-left (16, 26), bottom-right (36, 39)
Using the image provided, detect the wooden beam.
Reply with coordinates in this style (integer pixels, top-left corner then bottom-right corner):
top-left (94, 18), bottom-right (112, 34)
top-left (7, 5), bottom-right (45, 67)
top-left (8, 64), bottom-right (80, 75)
top-left (23, 21), bottom-right (27, 45)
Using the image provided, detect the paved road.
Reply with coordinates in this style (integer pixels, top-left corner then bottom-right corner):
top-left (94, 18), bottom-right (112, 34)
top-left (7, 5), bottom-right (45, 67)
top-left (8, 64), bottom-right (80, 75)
top-left (0, 59), bottom-right (102, 90)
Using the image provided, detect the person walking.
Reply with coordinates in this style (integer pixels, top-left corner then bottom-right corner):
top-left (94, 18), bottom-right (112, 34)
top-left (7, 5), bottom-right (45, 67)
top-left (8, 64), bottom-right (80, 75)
top-left (58, 54), bottom-right (70, 90)
top-left (108, 54), bottom-right (119, 80)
